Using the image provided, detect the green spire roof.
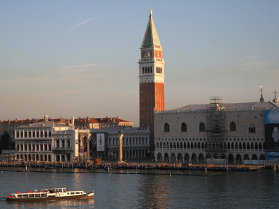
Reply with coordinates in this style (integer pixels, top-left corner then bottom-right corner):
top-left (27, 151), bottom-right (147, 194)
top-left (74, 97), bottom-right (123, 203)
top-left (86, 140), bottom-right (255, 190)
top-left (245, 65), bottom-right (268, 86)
top-left (141, 11), bottom-right (161, 48)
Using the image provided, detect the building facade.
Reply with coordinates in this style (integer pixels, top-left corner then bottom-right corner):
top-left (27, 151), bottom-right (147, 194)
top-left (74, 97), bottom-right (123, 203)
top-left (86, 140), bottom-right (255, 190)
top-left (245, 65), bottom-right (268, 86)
top-left (90, 127), bottom-right (150, 161)
top-left (14, 120), bottom-right (77, 163)
top-left (154, 100), bottom-right (279, 164)
top-left (139, 10), bottom-right (165, 149)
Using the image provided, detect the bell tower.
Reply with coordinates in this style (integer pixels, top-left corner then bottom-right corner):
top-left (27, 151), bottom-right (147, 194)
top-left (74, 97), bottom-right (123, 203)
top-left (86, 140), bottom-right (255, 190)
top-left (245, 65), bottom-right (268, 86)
top-left (139, 10), bottom-right (165, 149)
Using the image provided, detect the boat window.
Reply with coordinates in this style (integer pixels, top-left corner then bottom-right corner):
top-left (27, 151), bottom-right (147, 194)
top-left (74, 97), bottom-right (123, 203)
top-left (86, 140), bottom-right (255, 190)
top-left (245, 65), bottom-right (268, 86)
top-left (35, 194), bottom-right (40, 197)
top-left (70, 192), bottom-right (75, 195)
top-left (29, 194), bottom-right (35, 197)
top-left (23, 194), bottom-right (28, 198)
top-left (18, 195), bottom-right (23, 198)
top-left (41, 194), bottom-right (47, 197)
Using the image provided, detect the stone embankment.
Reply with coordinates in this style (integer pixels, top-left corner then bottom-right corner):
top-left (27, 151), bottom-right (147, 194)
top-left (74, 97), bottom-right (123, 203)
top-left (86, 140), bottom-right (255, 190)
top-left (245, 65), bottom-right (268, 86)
top-left (0, 161), bottom-right (268, 172)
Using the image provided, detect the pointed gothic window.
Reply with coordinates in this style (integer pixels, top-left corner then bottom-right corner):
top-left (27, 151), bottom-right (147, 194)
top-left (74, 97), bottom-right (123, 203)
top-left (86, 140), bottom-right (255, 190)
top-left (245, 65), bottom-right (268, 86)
top-left (181, 123), bottom-right (187, 132)
top-left (199, 122), bottom-right (205, 132)
top-left (249, 124), bottom-right (256, 133)
top-left (230, 121), bottom-right (236, 132)
top-left (164, 123), bottom-right (170, 132)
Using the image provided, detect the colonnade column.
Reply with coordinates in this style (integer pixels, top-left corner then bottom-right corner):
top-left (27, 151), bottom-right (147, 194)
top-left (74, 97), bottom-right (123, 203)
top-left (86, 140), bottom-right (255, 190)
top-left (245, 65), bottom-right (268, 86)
top-left (119, 132), bottom-right (124, 162)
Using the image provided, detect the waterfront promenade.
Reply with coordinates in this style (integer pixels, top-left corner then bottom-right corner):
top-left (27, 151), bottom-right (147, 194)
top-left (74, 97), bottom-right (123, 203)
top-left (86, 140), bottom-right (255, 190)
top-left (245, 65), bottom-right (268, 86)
top-left (0, 160), bottom-right (270, 172)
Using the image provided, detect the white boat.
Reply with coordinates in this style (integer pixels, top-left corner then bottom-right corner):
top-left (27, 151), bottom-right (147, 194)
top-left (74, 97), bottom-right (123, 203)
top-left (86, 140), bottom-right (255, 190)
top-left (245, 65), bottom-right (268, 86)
top-left (7, 188), bottom-right (94, 202)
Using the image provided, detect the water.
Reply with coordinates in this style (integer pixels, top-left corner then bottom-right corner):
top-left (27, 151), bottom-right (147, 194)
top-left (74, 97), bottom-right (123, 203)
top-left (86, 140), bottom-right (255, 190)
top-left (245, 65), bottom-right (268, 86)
top-left (0, 168), bottom-right (279, 209)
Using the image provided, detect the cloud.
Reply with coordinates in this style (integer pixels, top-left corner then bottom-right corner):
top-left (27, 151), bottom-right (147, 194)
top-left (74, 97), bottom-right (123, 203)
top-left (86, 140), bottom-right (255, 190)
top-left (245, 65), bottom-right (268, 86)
top-left (71, 17), bottom-right (95, 30)
top-left (60, 63), bottom-right (97, 71)
top-left (240, 55), bottom-right (270, 71)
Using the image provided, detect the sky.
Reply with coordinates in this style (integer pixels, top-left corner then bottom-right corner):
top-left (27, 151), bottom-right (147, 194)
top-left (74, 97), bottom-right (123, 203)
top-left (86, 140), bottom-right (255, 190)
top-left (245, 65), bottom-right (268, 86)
top-left (0, 0), bottom-right (278, 125)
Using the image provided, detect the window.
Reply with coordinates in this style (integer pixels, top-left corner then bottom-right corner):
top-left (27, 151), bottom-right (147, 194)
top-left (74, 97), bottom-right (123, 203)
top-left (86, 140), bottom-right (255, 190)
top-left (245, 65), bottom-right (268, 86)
top-left (249, 124), bottom-right (256, 133)
top-left (181, 123), bottom-right (187, 132)
top-left (156, 67), bottom-right (162, 74)
top-left (230, 121), bottom-right (236, 132)
top-left (21, 131), bottom-right (23, 137)
top-left (24, 132), bottom-right (27, 137)
top-left (41, 131), bottom-right (43, 137)
top-left (164, 123), bottom-right (170, 132)
top-left (49, 132), bottom-right (51, 137)
top-left (33, 131), bottom-right (35, 137)
top-left (29, 132), bottom-right (31, 137)
top-left (49, 144), bottom-right (51, 151)
top-left (67, 140), bottom-right (70, 148)
top-left (44, 132), bottom-right (47, 137)
top-left (57, 140), bottom-right (60, 147)
top-left (199, 122), bottom-right (205, 132)
top-left (16, 132), bottom-right (19, 138)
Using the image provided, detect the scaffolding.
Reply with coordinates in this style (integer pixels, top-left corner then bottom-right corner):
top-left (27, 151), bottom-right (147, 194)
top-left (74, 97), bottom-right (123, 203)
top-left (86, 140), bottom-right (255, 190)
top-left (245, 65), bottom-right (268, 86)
top-left (206, 97), bottom-right (227, 158)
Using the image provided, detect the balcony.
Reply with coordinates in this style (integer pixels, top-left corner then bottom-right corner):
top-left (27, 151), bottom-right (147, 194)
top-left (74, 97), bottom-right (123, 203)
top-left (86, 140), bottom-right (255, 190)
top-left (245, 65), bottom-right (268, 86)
top-left (52, 147), bottom-right (73, 153)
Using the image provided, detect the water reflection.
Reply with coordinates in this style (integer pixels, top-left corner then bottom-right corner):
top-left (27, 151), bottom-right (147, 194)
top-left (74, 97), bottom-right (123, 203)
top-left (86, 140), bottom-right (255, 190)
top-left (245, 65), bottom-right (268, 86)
top-left (7, 199), bottom-right (94, 209)
top-left (138, 175), bottom-right (171, 209)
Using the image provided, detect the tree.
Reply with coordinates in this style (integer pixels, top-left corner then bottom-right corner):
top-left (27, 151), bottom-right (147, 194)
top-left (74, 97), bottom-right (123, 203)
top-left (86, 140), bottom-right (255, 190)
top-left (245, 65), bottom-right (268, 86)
top-left (0, 131), bottom-right (13, 154)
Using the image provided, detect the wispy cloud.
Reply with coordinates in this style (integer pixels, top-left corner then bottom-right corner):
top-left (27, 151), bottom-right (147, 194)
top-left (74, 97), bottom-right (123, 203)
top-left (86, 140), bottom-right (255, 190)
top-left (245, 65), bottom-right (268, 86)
top-left (60, 63), bottom-right (97, 70)
top-left (240, 55), bottom-right (270, 71)
top-left (71, 17), bottom-right (95, 30)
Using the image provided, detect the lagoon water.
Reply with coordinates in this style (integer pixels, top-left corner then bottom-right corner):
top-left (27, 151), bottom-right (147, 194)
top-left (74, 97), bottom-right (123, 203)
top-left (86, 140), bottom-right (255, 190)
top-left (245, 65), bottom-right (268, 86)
top-left (0, 168), bottom-right (279, 209)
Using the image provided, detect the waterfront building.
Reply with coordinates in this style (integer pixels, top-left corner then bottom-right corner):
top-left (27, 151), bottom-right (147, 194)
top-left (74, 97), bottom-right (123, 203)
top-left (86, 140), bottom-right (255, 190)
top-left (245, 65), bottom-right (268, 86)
top-left (139, 10), bottom-right (165, 149)
top-left (154, 98), bottom-right (279, 164)
top-left (0, 116), bottom-right (70, 143)
top-left (14, 117), bottom-right (77, 162)
top-left (90, 127), bottom-right (150, 161)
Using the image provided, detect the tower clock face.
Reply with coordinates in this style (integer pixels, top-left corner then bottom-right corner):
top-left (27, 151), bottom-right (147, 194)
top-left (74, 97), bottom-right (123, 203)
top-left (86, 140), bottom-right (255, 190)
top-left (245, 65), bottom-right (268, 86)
top-left (144, 51), bottom-right (151, 57)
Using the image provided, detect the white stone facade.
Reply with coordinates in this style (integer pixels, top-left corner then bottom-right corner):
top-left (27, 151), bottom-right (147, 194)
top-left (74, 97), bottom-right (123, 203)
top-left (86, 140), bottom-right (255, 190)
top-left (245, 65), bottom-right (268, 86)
top-left (14, 121), bottom-right (76, 163)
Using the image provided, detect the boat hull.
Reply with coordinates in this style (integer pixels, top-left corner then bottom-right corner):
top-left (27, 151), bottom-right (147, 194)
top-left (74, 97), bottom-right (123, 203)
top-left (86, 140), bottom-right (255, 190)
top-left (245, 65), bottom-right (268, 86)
top-left (7, 193), bottom-right (94, 202)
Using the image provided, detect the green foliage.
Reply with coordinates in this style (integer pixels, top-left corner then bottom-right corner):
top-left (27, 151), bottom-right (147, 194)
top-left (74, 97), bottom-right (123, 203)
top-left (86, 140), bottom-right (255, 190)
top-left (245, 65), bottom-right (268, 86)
top-left (0, 131), bottom-right (12, 153)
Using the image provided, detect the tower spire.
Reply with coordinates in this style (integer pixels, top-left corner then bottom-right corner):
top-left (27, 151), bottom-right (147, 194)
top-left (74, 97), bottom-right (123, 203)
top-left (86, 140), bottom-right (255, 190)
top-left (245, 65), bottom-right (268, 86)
top-left (273, 89), bottom-right (279, 103)
top-left (141, 10), bottom-right (161, 48)
top-left (259, 85), bottom-right (264, 102)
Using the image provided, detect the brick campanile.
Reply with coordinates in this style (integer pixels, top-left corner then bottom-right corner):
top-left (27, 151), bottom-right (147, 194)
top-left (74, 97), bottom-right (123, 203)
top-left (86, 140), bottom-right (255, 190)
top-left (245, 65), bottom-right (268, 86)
top-left (139, 10), bottom-right (165, 150)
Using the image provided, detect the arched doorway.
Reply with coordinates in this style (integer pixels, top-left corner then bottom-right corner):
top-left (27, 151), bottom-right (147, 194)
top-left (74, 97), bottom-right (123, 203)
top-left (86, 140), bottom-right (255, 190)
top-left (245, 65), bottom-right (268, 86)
top-left (228, 154), bottom-right (234, 164)
top-left (260, 154), bottom-right (265, 160)
top-left (157, 153), bottom-right (162, 162)
top-left (198, 153), bottom-right (204, 164)
top-left (252, 154), bottom-right (258, 160)
top-left (191, 153), bottom-right (197, 164)
top-left (244, 154), bottom-right (250, 160)
top-left (170, 153), bottom-right (176, 163)
top-left (184, 153), bottom-right (190, 164)
top-left (164, 153), bottom-right (169, 163)
top-left (236, 154), bottom-right (242, 164)
top-left (177, 153), bottom-right (183, 163)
